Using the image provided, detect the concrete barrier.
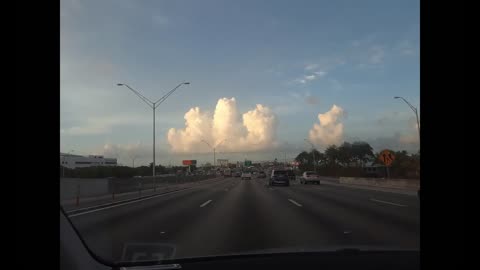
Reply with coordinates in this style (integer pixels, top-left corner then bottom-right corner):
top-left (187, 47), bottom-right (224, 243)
top-left (60, 175), bottom-right (216, 200)
top-left (339, 177), bottom-right (419, 190)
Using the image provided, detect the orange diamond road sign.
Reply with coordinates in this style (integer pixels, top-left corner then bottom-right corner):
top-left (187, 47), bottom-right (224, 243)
top-left (379, 150), bottom-right (395, 166)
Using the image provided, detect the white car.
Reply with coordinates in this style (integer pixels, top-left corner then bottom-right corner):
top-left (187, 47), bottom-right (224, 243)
top-left (241, 171), bottom-right (252, 180)
top-left (301, 171), bottom-right (321, 185)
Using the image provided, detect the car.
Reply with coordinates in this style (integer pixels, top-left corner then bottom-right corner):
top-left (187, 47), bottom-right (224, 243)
top-left (234, 171), bottom-right (242, 178)
top-left (269, 170), bottom-right (290, 186)
top-left (301, 171), bottom-right (321, 184)
top-left (257, 171), bottom-right (267, 178)
top-left (241, 171), bottom-right (252, 180)
top-left (223, 168), bottom-right (232, 177)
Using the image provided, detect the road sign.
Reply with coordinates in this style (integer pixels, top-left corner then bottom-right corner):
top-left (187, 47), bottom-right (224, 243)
top-left (378, 150), bottom-right (395, 166)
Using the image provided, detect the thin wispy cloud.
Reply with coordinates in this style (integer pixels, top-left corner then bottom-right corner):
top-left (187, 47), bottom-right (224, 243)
top-left (305, 64), bottom-right (319, 71)
top-left (292, 70), bottom-right (327, 85)
top-left (305, 95), bottom-right (320, 105)
top-left (369, 46), bottom-right (385, 64)
top-left (61, 114), bottom-right (175, 136)
top-left (396, 40), bottom-right (416, 55)
top-left (313, 71), bottom-right (327, 77)
top-left (152, 15), bottom-right (169, 26)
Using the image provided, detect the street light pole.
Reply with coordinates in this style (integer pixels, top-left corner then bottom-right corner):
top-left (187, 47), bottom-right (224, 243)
top-left (118, 82), bottom-right (190, 191)
top-left (153, 106), bottom-right (155, 178)
top-left (201, 139), bottom-right (227, 169)
top-left (304, 139), bottom-right (316, 172)
top-left (394, 96), bottom-right (420, 145)
top-left (62, 150), bottom-right (74, 178)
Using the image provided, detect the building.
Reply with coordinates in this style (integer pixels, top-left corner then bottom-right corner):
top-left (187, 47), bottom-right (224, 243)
top-left (362, 162), bottom-right (386, 178)
top-left (60, 153), bottom-right (117, 169)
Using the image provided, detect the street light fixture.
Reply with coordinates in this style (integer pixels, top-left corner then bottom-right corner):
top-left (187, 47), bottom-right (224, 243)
top-left (117, 82), bottom-right (190, 190)
top-left (394, 96), bottom-right (420, 145)
top-left (201, 138), bottom-right (228, 167)
top-left (304, 139), bottom-right (317, 172)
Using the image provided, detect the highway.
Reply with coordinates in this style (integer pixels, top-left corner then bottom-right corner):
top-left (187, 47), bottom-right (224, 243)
top-left (68, 176), bottom-right (420, 262)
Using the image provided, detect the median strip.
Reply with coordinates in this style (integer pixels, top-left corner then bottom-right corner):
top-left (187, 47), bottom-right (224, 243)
top-left (67, 187), bottom-right (194, 217)
top-left (369, 198), bottom-right (407, 207)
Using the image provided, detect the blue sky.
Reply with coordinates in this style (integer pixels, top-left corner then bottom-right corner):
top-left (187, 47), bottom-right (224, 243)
top-left (60, 0), bottom-right (419, 166)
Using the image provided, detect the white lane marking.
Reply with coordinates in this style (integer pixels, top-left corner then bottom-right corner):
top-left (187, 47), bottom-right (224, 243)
top-left (68, 188), bottom-right (194, 217)
top-left (370, 198), bottom-right (407, 207)
top-left (200, 200), bottom-right (212, 208)
top-left (288, 199), bottom-right (302, 207)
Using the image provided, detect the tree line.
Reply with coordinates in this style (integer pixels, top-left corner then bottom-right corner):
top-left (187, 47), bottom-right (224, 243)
top-left (294, 141), bottom-right (419, 179)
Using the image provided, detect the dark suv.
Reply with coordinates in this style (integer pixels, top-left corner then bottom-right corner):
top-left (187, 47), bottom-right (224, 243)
top-left (269, 170), bottom-right (290, 186)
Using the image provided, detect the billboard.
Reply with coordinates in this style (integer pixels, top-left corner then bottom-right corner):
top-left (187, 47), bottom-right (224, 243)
top-left (182, 160), bottom-right (197, 166)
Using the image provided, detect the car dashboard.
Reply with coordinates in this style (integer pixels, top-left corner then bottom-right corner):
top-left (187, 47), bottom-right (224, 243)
top-left (61, 208), bottom-right (419, 270)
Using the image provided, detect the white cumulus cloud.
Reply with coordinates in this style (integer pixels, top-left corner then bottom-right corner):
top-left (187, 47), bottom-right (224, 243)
top-left (167, 98), bottom-right (278, 153)
top-left (309, 104), bottom-right (345, 147)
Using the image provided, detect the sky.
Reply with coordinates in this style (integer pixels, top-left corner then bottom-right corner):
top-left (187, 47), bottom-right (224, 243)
top-left (60, 0), bottom-right (420, 166)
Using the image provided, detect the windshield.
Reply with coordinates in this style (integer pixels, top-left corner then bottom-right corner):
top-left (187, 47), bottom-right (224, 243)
top-left (61, 0), bottom-right (419, 265)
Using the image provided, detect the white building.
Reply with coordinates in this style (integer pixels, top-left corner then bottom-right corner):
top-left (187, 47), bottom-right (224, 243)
top-left (60, 153), bottom-right (117, 169)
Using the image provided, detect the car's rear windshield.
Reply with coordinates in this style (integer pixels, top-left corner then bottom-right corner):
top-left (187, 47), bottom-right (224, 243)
top-left (273, 170), bottom-right (287, 176)
top-left (306, 172), bottom-right (316, 176)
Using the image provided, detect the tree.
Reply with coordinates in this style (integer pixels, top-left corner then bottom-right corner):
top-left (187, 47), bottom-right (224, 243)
top-left (316, 152), bottom-right (327, 167)
top-left (325, 145), bottom-right (340, 166)
top-left (295, 151), bottom-right (313, 171)
top-left (389, 150), bottom-right (419, 179)
top-left (351, 141), bottom-right (375, 166)
top-left (338, 142), bottom-right (353, 166)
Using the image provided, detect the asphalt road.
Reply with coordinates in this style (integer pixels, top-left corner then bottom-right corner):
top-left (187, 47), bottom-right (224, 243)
top-left (68, 177), bottom-right (419, 262)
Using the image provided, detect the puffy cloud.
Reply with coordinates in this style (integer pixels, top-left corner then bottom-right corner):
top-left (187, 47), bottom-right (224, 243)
top-left (167, 107), bottom-right (213, 153)
top-left (167, 98), bottom-right (278, 153)
top-left (309, 105), bottom-right (345, 147)
top-left (304, 74), bottom-right (316, 81)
